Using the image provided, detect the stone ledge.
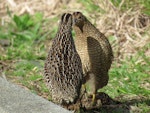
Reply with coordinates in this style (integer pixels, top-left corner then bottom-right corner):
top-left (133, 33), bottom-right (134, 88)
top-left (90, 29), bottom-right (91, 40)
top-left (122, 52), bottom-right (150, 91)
top-left (0, 77), bottom-right (72, 113)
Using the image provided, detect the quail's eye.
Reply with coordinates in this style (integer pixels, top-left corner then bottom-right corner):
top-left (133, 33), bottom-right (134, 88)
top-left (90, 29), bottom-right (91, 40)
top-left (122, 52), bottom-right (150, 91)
top-left (78, 16), bottom-right (82, 19)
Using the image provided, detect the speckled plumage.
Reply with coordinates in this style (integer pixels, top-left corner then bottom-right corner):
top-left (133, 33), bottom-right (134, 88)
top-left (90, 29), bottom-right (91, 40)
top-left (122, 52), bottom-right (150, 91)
top-left (72, 12), bottom-right (113, 95)
top-left (44, 13), bottom-right (83, 105)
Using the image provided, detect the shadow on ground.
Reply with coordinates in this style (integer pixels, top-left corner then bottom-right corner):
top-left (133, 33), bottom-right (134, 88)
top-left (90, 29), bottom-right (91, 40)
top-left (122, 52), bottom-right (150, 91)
top-left (78, 93), bottom-right (150, 113)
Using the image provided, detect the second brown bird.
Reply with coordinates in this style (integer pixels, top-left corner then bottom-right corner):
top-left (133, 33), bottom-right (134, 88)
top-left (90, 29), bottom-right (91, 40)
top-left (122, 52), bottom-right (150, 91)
top-left (72, 12), bottom-right (114, 103)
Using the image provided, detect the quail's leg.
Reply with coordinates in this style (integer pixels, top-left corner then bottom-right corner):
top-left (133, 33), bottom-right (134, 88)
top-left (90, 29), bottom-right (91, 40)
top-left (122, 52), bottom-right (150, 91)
top-left (90, 92), bottom-right (98, 106)
top-left (92, 93), bottom-right (96, 104)
top-left (86, 72), bottom-right (97, 105)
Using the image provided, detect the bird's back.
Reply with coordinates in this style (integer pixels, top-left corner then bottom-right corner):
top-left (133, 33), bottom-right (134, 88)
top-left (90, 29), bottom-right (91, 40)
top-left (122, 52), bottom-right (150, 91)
top-left (44, 13), bottom-right (83, 105)
top-left (72, 12), bottom-right (113, 89)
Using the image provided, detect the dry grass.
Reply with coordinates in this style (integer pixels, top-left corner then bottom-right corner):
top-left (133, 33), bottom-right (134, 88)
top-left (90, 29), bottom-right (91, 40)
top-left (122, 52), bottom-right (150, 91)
top-left (94, 0), bottom-right (150, 63)
top-left (0, 0), bottom-right (81, 20)
top-left (1, 0), bottom-right (149, 64)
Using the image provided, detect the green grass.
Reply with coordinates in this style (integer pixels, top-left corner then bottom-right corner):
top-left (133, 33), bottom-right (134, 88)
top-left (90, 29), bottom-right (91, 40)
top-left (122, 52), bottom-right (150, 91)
top-left (0, 12), bottom-right (51, 98)
top-left (0, 1), bottom-right (150, 113)
top-left (77, 0), bottom-right (103, 13)
top-left (110, 0), bottom-right (150, 15)
top-left (102, 57), bottom-right (150, 96)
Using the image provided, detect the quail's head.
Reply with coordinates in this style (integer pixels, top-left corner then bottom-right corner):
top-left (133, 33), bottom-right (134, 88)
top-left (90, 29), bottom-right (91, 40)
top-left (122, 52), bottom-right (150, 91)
top-left (72, 12), bottom-right (86, 28)
top-left (60, 13), bottom-right (72, 26)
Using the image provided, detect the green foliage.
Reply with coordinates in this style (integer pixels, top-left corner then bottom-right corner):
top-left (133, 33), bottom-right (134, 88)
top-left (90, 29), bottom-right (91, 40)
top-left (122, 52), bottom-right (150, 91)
top-left (0, 13), bottom-right (49, 60)
top-left (11, 13), bottom-right (44, 40)
top-left (101, 48), bottom-right (150, 97)
top-left (13, 14), bottom-right (32, 30)
top-left (0, 12), bottom-right (53, 99)
top-left (110, 0), bottom-right (150, 15)
top-left (78, 0), bottom-right (104, 13)
top-left (142, 0), bottom-right (150, 15)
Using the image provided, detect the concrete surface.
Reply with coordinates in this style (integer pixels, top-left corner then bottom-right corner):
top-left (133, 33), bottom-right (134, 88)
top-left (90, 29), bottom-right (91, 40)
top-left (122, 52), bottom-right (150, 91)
top-left (0, 77), bottom-right (72, 113)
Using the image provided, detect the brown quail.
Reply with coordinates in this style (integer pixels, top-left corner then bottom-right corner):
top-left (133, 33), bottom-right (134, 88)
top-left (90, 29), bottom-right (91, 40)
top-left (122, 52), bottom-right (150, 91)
top-left (44, 13), bottom-right (83, 106)
top-left (72, 12), bottom-right (114, 103)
